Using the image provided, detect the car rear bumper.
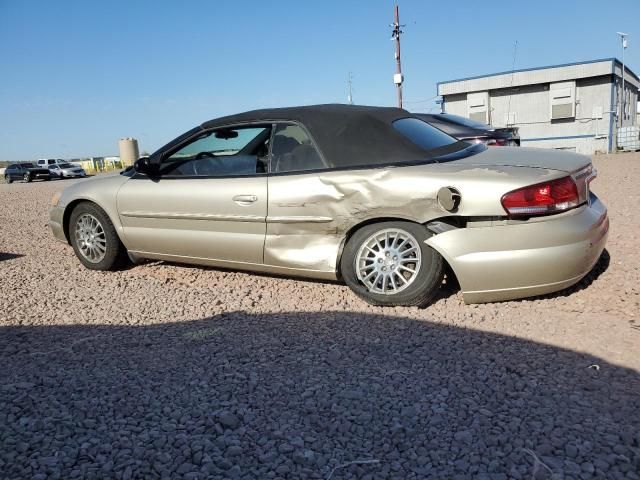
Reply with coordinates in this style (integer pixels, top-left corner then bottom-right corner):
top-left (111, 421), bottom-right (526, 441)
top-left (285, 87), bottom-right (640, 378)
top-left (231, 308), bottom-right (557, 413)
top-left (426, 194), bottom-right (609, 303)
top-left (49, 205), bottom-right (67, 243)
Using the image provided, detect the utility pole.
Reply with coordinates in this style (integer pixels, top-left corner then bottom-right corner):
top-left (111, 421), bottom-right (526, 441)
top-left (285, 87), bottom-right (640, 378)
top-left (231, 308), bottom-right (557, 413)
top-left (391, 4), bottom-right (404, 108)
top-left (347, 72), bottom-right (354, 104)
top-left (617, 32), bottom-right (629, 127)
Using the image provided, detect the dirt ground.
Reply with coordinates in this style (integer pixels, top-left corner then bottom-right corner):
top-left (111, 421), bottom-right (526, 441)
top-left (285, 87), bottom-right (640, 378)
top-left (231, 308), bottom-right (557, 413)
top-left (1, 153), bottom-right (639, 479)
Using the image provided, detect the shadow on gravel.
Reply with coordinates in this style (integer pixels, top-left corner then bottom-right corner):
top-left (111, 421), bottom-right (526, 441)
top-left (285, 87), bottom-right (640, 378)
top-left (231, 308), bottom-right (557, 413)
top-left (0, 252), bottom-right (24, 262)
top-left (1, 311), bottom-right (638, 479)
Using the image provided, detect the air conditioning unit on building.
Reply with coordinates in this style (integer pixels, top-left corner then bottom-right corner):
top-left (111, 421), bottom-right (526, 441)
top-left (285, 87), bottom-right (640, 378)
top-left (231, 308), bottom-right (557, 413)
top-left (467, 92), bottom-right (489, 124)
top-left (550, 81), bottom-right (576, 120)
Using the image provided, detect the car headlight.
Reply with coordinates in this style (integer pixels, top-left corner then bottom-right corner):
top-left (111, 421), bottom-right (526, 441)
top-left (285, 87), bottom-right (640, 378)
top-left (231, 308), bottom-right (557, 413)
top-left (51, 191), bottom-right (62, 206)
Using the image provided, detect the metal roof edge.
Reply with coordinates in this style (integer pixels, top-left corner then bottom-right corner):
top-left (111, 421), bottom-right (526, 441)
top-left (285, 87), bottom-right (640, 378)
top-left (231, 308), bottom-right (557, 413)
top-left (612, 58), bottom-right (640, 82)
top-left (437, 58), bottom-right (638, 87)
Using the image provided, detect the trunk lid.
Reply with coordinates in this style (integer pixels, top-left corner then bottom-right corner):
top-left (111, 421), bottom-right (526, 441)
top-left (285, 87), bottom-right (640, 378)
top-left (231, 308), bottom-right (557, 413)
top-left (448, 146), bottom-right (590, 173)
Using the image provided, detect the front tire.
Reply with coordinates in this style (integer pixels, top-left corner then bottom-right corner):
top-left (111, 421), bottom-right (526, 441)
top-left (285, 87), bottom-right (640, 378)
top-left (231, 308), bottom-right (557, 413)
top-left (23, 173), bottom-right (31, 183)
top-left (5, 175), bottom-right (12, 184)
top-left (340, 221), bottom-right (445, 307)
top-left (69, 202), bottom-right (126, 270)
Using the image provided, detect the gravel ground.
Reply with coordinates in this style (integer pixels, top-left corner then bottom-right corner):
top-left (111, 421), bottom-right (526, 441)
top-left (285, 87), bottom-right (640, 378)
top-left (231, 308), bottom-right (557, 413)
top-left (1, 153), bottom-right (639, 479)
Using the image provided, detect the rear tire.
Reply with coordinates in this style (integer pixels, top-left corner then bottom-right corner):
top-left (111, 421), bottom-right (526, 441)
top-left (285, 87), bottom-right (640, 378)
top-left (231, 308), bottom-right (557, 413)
top-left (5, 175), bottom-right (11, 184)
top-left (69, 202), bottom-right (127, 271)
top-left (340, 221), bottom-right (445, 307)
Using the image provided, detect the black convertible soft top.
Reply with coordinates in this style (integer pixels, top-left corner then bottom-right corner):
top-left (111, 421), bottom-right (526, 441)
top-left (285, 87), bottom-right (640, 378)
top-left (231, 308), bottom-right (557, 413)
top-left (200, 104), bottom-right (467, 169)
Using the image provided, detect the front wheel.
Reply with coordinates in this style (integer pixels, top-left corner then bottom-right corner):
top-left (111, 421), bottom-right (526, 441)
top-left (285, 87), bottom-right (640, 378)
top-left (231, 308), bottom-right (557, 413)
top-left (23, 173), bottom-right (31, 183)
top-left (340, 221), bottom-right (445, 307)
top-left (69, 202), bottom-right (126, 270)
top-left (5, 175), bottom-right (12, 184)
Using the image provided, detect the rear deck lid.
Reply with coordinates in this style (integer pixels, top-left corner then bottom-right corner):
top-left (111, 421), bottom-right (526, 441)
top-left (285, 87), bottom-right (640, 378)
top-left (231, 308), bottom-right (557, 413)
top-left (446, 146), bottom-right (590, 173)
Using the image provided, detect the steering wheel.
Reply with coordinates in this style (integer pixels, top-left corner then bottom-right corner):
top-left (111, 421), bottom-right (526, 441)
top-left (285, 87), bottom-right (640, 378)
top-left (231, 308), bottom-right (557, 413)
top-left (193, 151), bottom-right (216, 176)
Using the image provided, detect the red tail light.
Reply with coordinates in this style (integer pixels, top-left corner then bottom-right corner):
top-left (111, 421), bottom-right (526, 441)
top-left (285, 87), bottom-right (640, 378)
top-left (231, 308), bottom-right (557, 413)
top-left (501, 176), bottom-right (579, 217)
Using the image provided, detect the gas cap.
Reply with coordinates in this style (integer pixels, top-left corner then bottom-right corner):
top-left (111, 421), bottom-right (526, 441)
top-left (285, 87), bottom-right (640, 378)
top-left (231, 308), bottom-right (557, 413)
top-left (437, 186), bottom-right (461, 212)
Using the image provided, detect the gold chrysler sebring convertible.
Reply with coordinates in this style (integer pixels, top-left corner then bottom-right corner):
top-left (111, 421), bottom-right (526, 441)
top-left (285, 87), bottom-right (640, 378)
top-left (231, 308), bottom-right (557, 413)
top-left (50, 105), bottom-right (608, 306)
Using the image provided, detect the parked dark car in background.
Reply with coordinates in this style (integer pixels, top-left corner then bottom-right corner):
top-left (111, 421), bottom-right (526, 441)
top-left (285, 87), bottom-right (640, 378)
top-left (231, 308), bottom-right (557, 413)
top-left (4, 163), bottom-right (51, 183)
top-left (415, 113), bottom-right (520, 146)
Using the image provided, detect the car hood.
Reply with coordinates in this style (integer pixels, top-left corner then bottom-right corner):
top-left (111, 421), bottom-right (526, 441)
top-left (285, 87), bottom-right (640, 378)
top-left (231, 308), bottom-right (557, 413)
top-left (446, 146), bottom-right (590, 173)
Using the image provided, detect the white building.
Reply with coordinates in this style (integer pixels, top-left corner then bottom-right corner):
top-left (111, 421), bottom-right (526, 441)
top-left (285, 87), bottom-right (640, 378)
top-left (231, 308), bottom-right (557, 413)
top-left (437, 58), bottom-right (639, 154)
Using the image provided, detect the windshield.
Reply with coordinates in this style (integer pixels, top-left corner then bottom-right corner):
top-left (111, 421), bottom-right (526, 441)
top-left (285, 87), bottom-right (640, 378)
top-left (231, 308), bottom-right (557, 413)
top-left (168, 128), bottom-right (267, 160)
top-left (22, 163), bottom-right (34, 168)
top-left (59, 163), bottom-right (73, 168)
top-left (438, 113), bottom-right (491, 129)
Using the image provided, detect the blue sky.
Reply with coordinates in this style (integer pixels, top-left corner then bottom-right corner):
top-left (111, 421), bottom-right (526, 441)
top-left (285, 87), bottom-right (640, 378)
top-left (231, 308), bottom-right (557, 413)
top-left (1, 0), bottom-right (638, 160)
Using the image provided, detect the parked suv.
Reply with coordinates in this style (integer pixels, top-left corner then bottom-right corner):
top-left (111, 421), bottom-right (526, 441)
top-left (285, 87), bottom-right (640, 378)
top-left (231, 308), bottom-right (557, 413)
top-left (4, 163), bottom-right (51, 183)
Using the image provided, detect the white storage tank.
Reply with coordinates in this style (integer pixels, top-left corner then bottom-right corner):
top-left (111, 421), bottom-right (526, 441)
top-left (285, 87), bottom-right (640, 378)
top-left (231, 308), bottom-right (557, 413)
top-left (118, 138), bottom-right (140, 167)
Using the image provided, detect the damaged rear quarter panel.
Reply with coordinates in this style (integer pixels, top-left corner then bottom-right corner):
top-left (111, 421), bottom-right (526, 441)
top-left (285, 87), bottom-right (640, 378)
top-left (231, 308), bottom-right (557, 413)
top-left (264, 163), bottom-right (564, 275)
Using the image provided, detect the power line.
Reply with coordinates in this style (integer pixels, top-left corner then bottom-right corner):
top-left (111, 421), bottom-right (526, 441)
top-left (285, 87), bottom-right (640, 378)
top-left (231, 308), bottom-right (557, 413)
top-left (403, 95), bottom-right (440, 105)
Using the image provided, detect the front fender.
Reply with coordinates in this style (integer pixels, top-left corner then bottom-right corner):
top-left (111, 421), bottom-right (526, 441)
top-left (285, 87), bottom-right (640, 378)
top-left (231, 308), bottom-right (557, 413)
top-left (55, 174), bottom-right (129, 246)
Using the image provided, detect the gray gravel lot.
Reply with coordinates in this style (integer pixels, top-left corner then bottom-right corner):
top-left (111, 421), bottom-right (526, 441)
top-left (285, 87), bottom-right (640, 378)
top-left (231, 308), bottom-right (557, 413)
top-left (1, 153), bottom-right (639, 479)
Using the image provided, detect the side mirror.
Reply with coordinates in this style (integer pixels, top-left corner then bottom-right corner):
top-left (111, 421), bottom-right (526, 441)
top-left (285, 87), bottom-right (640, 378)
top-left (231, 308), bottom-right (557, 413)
top-left (134, 156), bottom-right (157, 175)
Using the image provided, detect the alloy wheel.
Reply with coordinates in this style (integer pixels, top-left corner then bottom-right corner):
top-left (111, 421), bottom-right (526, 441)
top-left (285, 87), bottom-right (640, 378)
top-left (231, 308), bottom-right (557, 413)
top-left (74, 213), bottom-right (107, 263)
top-left (355, 228), bottom-right (422, 295)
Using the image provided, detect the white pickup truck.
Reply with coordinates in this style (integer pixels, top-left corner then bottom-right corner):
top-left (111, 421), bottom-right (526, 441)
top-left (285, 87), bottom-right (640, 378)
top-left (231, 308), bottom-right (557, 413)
top-left (37, 158), bottom-right (80, 168)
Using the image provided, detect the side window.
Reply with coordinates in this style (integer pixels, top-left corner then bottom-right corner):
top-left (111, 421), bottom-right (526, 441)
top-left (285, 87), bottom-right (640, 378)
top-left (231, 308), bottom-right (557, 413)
top-left (271, 124), bottom-right (326, 173)
top-left (161, 126), bottom-right (271, 177)
top-left (48, 159), bottom-right (55, 165)
top-left (393, 118), bottom-right (458, 151)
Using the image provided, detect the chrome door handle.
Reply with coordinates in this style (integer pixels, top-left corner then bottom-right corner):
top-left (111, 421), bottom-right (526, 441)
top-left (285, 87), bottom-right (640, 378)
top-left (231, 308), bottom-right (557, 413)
top-left (232, 194), bottom-right (258, 204)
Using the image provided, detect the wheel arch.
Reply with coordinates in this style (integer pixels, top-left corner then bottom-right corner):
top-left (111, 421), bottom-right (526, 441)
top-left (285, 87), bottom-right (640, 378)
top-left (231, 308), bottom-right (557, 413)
top-left (62, 199), bottom-right (123, 245)
top-left (335, 216), bottom-right (458, 282)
